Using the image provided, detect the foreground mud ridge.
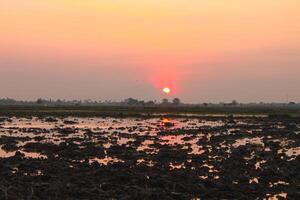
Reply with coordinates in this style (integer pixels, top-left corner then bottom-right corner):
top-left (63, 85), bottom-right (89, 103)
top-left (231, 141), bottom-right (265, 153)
top-left (0, 116), bottom-right (299, 199)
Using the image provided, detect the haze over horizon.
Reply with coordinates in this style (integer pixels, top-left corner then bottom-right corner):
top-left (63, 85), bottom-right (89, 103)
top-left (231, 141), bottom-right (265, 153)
top-left (1, 0), bottom-right (299, 103)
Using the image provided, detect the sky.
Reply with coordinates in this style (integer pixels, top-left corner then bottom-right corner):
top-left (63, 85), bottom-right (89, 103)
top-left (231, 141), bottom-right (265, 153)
top-left (0, 0), bottom-right (299, 103)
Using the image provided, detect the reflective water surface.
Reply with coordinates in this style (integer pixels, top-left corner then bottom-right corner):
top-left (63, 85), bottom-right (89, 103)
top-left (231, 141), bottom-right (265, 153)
top-left (0, 116), bottom-right (299, 199)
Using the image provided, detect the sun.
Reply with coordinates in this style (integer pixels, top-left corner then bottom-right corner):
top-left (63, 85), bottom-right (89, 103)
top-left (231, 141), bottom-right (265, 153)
top-left (162, 87), bottom-right (171, 94)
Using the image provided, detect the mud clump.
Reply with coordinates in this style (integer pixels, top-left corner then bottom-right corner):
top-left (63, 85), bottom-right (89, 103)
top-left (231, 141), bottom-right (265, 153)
top-left (44, 117), bottom-right (58, 122)
top-left (57, 127), bottom-right (76, 135)
top-left (63, 120), bottom-right (78, 125)
top-left (164, 121), bottom-right (175, 127)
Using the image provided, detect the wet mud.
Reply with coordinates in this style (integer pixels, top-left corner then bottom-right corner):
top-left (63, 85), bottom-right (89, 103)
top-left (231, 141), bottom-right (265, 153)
top-left (0, 116), bottom-right (299, 199)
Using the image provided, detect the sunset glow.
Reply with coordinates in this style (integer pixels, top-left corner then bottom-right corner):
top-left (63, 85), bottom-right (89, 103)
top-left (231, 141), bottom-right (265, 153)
top-left (0, 0), bottom-right (299, 102)
top-left (0, 1), bottom-right (299, 198)
top-left (163, 87), bottom-right (171, 94)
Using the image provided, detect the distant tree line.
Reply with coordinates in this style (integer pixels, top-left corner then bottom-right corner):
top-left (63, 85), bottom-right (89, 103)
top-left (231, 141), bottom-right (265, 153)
top-left (0, 98), bottom-right (299, 107)
top-left (122, 98), bottom-right (182, 106)
top-left (0, 97), bottom-right (183, 106)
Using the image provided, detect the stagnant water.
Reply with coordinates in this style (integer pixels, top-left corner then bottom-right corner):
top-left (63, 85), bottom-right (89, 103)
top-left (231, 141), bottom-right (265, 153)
top-left (0, 116), bottom-right (299, 199)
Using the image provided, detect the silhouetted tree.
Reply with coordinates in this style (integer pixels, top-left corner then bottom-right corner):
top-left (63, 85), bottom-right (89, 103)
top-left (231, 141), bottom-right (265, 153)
top-left (230, 100), bottom-right (239, 106)
top-left (36, 98), bottom-right (43, 104)
top-left (161, 98), bottom-right (169, 105)
top-left (172, 98), bottom-right (181, 105)
top-left (124, 98), bottom-right (139, 105)
top-left (145, 100), bottom-right (155, 106)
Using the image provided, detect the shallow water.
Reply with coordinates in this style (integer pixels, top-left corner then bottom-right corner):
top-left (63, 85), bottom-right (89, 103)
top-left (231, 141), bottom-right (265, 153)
top-left (0, 116), bottom-right (299, 199)
top-left (0, 116), bottom-right (299, 159)
top-left (0, 117), bottom-right (223, 157)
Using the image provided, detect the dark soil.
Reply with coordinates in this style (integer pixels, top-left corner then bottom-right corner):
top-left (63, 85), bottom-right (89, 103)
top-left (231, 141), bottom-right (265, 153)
top-left (0, 116), bottom-right (299, 199)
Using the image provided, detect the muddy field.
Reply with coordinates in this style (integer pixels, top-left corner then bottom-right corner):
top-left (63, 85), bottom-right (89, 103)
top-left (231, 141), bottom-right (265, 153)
top-left (0, 116), bottom-right (299, 199)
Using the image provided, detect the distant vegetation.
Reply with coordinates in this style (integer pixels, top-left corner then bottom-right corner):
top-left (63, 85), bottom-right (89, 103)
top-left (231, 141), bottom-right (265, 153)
top-left (0, 98), bottom-right (299, 107)
top-left (0, 98), bottom-right (299, 118)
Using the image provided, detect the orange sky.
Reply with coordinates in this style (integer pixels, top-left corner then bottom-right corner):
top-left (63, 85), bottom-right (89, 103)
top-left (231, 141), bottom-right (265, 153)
top-left (0, 0), bottom-right (300, 102)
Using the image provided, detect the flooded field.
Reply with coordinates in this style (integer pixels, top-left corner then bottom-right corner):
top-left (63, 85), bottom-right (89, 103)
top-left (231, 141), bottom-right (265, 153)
top-left (0, 116), bottom-right (299, 199)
